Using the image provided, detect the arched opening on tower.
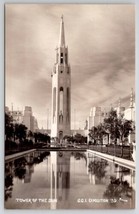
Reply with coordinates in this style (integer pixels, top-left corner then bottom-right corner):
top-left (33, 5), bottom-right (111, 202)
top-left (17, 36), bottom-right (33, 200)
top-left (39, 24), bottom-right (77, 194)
top-left (67, 87), bottom-right (70, 123)
top-left (59, 87), bottom-right (64, 123)
top-left (53, 87), bottom-right (56, 123)
top-left (65, 53), bottom-right (67, 64)
top-left (60, 53), bottom-right (63, 64)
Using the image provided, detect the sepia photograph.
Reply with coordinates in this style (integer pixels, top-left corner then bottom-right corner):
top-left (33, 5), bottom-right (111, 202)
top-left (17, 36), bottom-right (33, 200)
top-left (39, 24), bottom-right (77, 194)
top-left (5, 4), bottom-right (135, 209)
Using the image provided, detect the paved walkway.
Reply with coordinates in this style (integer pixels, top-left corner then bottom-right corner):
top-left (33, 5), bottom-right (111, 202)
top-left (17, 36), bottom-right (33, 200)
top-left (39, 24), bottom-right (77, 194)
top-left (87, 149), bottom-right (135, 171)
top-left (5, 149), bottom-right (36, 162)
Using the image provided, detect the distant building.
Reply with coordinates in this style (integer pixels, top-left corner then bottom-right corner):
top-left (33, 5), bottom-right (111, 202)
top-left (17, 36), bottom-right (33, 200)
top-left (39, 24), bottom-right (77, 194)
top-left (23, 106), bottom-right (33, 131)
top-left (11, 110), bottom-right (23, 124)
top-left (84, 106), bottom-right (115, 142)
top-left (115, 98), bottom-right (125, 118)
top-left (124, 89), bottom-right (135, 122)
top-left (124, 105), bottom-right (135, 121)
top-left (5, 105), bottom-right (39, 132)
top-left (34, 118), bottom-right (39, 131)
top-left (84, 106), bottom-right (104, 141)
top-left (91, 107), bottom-right (103, 127)
top-left (23, 106), bottom-right (38, 132)
top-left (5, 106), bottom-right (23, 124)
top-left (85, 106), bottom-right (105, 131)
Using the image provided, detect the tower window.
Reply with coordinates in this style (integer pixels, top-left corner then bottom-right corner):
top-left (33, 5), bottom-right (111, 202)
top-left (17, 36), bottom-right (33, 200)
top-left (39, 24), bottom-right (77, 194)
top-left (60, 58), bottom-right (63, 64)
top-left (65, 53), bottom-right (67, 64)
top-left (59, 87), bottom-right (64, 123)
top-left (60, 53), bottom-right (63, 64)
top-left (53, 87), bottom-right (56, 123)
top-left (61, 71), bottom-right (63, 74)
top-left (67, 87), bottom-right (70, 122)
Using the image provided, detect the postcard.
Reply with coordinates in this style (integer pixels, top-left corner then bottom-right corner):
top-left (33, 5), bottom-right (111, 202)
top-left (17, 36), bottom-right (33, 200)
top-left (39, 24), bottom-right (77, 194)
top-left (5, 4), bottom-right (135, 209)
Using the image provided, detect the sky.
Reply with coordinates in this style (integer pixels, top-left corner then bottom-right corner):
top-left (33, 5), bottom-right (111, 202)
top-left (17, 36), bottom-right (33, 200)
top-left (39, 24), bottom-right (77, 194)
top-left (5, 4), bottom-right (135, 129)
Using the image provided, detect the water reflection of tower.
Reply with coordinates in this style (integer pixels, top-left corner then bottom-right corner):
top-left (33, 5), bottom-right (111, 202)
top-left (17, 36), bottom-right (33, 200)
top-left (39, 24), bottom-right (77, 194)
top-left (50, 151), bottom-right (71, 209)
top-left (57, 151), bottom-right (70, 201)
top-left (50, 152), bottom-right (57, 209)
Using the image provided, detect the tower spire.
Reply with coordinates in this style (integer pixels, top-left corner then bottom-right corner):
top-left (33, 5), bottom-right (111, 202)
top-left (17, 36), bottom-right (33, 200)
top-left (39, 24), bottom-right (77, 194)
top-left (51, 16), bottom-right (71, 139)
top-left (59, 15), bottom-right (65, 47)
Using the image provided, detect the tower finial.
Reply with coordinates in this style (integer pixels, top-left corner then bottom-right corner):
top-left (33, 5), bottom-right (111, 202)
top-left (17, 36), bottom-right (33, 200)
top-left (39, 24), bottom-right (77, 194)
top-left (59, 15), bottom-right (65, 47)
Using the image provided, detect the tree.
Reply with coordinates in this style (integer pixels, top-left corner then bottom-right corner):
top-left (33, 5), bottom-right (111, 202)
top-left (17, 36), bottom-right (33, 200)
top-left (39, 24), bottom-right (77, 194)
top-left (88, 159), bottom-right (108, 181)
top-left (14, 124), bottom-right (27, 142)
top-left (89, 124), bottom-right (106, 145)
top-left (73, 133), bottom-right (86, 144)
top-left (116, 118), bottom-right (133, 157)
top-left (96, 123), bottom-right (106, 145)
top-left (103, 109), bottom-right (118, 144)
top-left (28, 130), bottom-right (34, 139)
top-left (33, 132), bottom-right (50, 145)
top-left (89, 126), bottom-right (98, 144)
top-left (104, 176), bottom-right (132, 200)
top-left (63, 135), bottom-right (72, 142)
top-left (116, 119), bottom-right (133, 143)
top-left (5, 113), bottom-right (14, 141)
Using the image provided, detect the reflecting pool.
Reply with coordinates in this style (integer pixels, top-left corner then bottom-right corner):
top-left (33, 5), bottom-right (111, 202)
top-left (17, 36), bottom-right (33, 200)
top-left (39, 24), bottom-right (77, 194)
top-left (5, 150), bottom-right (135, 209)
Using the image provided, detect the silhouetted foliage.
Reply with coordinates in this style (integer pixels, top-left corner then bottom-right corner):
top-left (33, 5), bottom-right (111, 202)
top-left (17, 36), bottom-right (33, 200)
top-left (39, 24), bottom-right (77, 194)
top-left (5, 175), bottom-right (13, 201)
top-left (88, 159), bottom-right (108, 180)
top-left (34, 132), bottom-right (50, 144)
top-left (14, 123), bottom-right (27, 141)
top-left (104, 176), bottom-right (132, 199)
top-left (5, 113), bottom-right (14, 140)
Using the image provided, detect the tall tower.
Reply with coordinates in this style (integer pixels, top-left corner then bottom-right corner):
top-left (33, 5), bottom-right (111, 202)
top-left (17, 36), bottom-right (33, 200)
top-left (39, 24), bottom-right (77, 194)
top-left (51, 16), bottom-right (71, 139)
